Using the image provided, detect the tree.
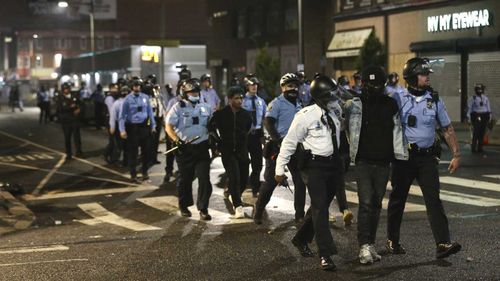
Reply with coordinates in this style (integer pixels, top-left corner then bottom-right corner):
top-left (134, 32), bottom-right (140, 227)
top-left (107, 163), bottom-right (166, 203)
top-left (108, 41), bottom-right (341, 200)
top-left (355, 31), bottom-right (387, 71)
top-left (255, 46), bottom-right (281, 99)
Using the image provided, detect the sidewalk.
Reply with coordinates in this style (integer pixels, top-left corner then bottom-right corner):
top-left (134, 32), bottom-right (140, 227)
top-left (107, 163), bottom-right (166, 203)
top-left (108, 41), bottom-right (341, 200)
top-left (453, 122), bottom-right (500, 146)
top-left (0, 189), bottom-right (35, 235)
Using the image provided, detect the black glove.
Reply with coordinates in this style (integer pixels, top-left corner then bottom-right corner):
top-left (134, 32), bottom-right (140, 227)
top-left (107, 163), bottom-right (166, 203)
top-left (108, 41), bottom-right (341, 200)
top-left (175, 139), bottom-right (186, 152)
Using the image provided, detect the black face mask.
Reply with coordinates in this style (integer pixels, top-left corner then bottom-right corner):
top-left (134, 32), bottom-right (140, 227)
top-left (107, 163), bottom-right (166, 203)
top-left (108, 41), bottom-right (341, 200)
top-left (284, 89), bottom-right (299, 103)
top-left (408, 87), bottom-right (427, 97)
top-left (475, 90), bottom-right (483, 96)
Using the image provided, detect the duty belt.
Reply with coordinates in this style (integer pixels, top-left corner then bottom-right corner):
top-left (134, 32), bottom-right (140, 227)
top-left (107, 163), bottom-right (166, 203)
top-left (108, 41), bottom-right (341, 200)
top-left (408, 143), bottom-right (434, 155)
top-left (311, 154), bottom-right (336, 161)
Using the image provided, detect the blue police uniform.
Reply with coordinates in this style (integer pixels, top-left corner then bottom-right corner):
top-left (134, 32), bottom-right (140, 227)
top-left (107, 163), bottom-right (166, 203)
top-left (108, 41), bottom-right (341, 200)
top-left (119, 92), bottom-right (156, 181)
top-left (242, 93), bottom-right (267, 195)
top-left (387, 88), bottom-right (454, 247)
top-left (254, 94), bottom-right (307, 222)
top-left (165, 99), bottom-right (213, 213)
top-left (298, 83), bottom-right (312, 106)
top-left (384, 84), bottom-right (405, 98)
top-left (467, 94), bottom-right (492, 152)
top-left (266, 94), bottom-right (302, 138)
top-left (200, 88), bottom-right (220, 112)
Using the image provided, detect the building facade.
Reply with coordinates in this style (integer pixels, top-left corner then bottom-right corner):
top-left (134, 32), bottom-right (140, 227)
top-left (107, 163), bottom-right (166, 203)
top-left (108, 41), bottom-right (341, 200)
top-left (329, 0), bottom-right (500, 121)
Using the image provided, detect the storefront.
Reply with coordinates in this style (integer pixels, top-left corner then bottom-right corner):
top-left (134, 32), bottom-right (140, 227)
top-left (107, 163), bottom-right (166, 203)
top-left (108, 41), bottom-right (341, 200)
top-left (329, 0), bottom-right (500, 122)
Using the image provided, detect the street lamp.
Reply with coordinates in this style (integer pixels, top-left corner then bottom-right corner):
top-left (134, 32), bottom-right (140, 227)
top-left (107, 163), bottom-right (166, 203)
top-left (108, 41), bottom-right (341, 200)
top-left (58, 1), bottom-right (95, 86)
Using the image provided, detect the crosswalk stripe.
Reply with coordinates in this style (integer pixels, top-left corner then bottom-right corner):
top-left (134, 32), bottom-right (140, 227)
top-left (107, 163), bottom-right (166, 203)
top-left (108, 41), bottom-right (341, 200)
top-left (440, 176), bottom-right (500, 193)
top-left (77, 203), bottom-right (161, 231)
top-left (137, 196), bottom-right (254, 226)
top-left (25, 186), bottom-right (158, 201)
top-left (344, 189), bottom-right (427, 212)
top-left (483, 175), bottom-right (500, 180)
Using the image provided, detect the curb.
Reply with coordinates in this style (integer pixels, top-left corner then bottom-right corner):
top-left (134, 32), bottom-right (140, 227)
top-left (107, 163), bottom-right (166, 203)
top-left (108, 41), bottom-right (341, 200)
top-left (0, 191), bottom-right (36, 235)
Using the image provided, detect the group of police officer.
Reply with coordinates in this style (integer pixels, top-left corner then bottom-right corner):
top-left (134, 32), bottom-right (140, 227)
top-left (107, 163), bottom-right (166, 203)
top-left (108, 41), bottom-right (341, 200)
top-left (53, 56), bottom-right (495, 272)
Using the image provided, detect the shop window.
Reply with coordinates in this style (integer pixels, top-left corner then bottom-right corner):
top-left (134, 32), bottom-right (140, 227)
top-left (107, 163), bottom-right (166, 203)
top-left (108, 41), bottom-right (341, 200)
top-left (266, 1), bottom-right (282, 34)
top-left (284, 0), bottom-right (298, 31)
top-left (237, 10), bottom-right (247, 39)
top-left (97, 36), bottom-right (104, 50)
top-left (35, 54), bottom-right (43, 68)
top-left (80, 37), bottom-right (87, 50)
top-left (248, 5), bottom-right (263, 37)
top-left (113, 36), bottom-right (121, 48)
top-left (34, 38), bottom-right (43, 51)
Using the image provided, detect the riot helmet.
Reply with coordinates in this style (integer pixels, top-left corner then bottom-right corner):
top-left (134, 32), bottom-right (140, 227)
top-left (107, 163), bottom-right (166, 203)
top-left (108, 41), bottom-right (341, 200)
top-left (403, 57), bottom-right (433, 86)
top-left (310, 75), bottom-right (339, 110)
top-left (474, 83), bottom-right (485, 95)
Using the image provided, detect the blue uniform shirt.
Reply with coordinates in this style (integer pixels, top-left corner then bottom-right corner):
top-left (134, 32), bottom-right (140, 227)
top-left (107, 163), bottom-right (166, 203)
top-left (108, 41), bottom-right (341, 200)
top-left (298, 83), bottom-right (312, 105)
top-left (467, 94), bottom-right (491, 118)
top-left (385, 84), bottom-right (405, 98)
top-left (165, 100), bottom-right (212, 144)
top-left (266, 94), bottom-right (302, 138)
top-left (110, 97), bottom-right (124, 131)
top-left (118, 92), bottom-right (156, 133)
top-left (242, 93), bottom-right (266, 130)
top-left (398, 89), bottom-right (451, 148)
top-left (200, 88), bottom-right (220, 112)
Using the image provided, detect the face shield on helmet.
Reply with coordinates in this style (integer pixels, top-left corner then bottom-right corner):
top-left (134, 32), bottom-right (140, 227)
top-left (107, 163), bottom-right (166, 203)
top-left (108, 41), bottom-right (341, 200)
top-left (403, 57), bottom-right (434, 87)
top-left (310, 75), bottom-right (339, 111)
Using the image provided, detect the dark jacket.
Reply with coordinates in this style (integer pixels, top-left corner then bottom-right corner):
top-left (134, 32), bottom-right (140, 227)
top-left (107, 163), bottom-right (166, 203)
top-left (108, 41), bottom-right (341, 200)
top-left (209, 105), bottom-right (252, 156)
top-left (57, 93), bottom-right (81, 123)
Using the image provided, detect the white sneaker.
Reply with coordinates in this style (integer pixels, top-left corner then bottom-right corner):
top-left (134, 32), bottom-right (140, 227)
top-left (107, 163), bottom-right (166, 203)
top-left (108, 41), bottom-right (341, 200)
top-left (369, 244), bottom-right (381, 262)
top-left (234, 206), bottom-right (245, 219)
top-left (359, 244), bottom-right (374, 265)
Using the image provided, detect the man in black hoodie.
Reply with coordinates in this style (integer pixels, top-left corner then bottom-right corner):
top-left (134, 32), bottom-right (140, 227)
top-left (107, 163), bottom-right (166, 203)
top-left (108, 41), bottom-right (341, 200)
top-left (209, 86), bottom-right (253, 218)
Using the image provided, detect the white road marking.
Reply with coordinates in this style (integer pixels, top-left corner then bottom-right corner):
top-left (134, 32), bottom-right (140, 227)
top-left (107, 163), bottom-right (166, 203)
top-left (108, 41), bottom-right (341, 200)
top-left (0, 259), bottom-right (88, 267)
top-left (24, 185), bottom-right (158, 201)
top-left (137, 196), bottom-right (253, 226)
top-left (440, 176), bottom-right (500, 193)
top-left (78, 203), bottom-right (161, 231)
top-left (344, 189), bottom-right (426, 212)
top-left (1, 162), bottom-right (140, 188)
top-left (0, 245), bottom-right (69, 254)
top-left (32, 154), bottom-right (66, 195)
top-left (0, 130), bottom-right (128, 179)
top-left (483, 175), bottom-right (500, 180)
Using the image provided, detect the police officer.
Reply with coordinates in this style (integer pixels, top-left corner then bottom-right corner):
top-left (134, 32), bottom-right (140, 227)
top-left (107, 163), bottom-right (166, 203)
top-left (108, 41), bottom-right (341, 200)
top-left (276, 75), bottom-right (343, 271)
top-left (352, 72), bottom-right (362, 95)
top-left (242, 75), bottom-right (267, 197)
top-left (162, 80), bottom-right (185, 185)
top-left (144, 75), bottom-right (165, 165)
top-left (254, 73), bottom-right (306, 224)
top-left (296, 71), bottom-right (312, 106)
top-left (338, 75), bottom-right (350, 90)
top-left (344, 66), bottom-right (402, 264)
top-left (200, 74), bottom-right (221, 112)
top-left (385, 72), bottom-right (405, 98)
top-left (165, 78), bottom-right (213, 220)
top-left (119, 78), bottom-right (156, 183)
top-left (209, 86), bottom-right (253, 218)
top-left (56, 82), bottom-right (83, 160)
top-left (467, 83), bottom-right (492, 153)
top-left (387, 57), bottom-right (462, 259)
top-left (109, 85), bottom-right (129, 167)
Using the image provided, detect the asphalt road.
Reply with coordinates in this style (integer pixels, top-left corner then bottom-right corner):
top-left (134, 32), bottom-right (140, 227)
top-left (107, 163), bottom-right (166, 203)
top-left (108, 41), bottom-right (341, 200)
top-left (0, 107), bottom-right (499, 281)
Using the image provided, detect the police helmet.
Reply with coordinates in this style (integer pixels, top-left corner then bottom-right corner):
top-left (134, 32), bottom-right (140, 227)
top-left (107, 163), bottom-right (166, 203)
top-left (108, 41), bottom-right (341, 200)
top-left (130, 76), bottom-right (143, 88)
top-left (361, 65), bottom-right (387, 92)
top-left (120, 85), bottom-right (130, 96)
top-left (200, 74), bottom-right (211, 82)
top-left (337, 75), bottom-right (349, 86)
top-left (227, 86), bottom-right (244, 99)
top-left (117, 78), bottom-right (127, 87)
top-left (353, 72), bottom-right (362, 81)
top-left (474, 83), bottom-right (485, 92)
top-left (181, 78), bottom-right (201, 95)
top-left (403, 57), bottom-right (433, 86)
top-left (387, 72), bottom-right (399, 86)
top-left (146, 74), bottom-right (157, 85)
top-left (310, 75), bottom-right (338, 108)
top-left (280, 73), bottom-right (301, 87)
top-left (61, 82), bottom-right (71, 91)
top-left (244, 76), bottom-right (259, 87)
top-left (296, 71), bottom-right (305, 80)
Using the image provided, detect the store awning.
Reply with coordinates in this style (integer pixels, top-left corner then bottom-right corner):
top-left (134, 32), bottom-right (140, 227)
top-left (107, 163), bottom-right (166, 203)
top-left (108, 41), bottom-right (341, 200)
top-left (326, 28), bottom-right (373, 58)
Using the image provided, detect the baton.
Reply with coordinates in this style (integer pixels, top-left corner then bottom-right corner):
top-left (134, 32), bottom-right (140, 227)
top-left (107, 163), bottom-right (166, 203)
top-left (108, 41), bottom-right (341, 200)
top-left (279, 179), bottom-right (293, 195)
top-left (163, 136), bottom-right (200, 155)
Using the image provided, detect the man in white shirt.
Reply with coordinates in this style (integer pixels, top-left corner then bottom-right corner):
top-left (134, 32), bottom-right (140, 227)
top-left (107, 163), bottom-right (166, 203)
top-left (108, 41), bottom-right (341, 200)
top-left (275, 75), bottom-right (342, 272)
